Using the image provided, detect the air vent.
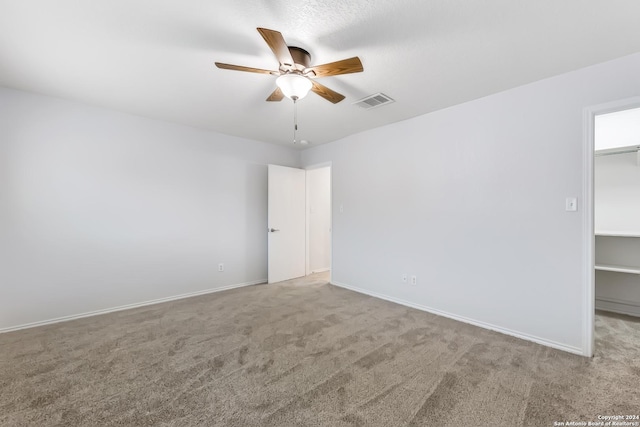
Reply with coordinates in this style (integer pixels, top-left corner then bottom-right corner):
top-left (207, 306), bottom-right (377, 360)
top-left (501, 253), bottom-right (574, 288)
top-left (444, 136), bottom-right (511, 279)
top-left (353, 93), bottom-right (395, 110)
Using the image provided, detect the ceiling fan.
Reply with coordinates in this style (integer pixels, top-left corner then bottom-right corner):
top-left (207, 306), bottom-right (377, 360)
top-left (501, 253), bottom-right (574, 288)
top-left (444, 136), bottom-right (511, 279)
top-left (215, 28), bottom-right (363, 104)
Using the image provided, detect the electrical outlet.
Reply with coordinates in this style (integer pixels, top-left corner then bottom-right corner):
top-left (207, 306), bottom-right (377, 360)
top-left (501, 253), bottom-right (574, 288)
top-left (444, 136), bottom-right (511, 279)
top-left (410, 275), bottom-right (417, 286)
top-left (402, 274), bottom-right (408, 283)
top-left (218, 263), bottom-right (224, 272)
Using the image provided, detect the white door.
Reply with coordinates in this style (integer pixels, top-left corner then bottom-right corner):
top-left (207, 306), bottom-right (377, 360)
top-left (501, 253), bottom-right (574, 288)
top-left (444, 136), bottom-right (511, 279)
top-left (268, 164), bottom-right (306, 283)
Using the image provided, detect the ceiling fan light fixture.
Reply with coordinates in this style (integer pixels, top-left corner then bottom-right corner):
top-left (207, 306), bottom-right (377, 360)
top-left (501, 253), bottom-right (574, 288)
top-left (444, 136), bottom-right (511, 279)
top-left (276, 73), bottom-right (312, 100)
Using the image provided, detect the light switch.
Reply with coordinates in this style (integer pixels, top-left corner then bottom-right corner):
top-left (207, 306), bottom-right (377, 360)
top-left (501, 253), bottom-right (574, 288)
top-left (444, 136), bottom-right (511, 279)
top-left (565, 197), bottom-right (578, 212)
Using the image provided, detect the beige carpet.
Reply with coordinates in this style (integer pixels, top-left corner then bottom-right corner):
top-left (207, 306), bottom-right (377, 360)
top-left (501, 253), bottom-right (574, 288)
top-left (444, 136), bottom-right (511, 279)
top-left (1, 272), bottom-right (639, 426)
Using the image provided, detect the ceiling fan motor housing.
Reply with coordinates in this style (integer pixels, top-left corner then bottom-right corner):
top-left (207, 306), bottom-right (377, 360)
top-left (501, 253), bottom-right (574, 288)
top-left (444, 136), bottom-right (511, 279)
top-left (287, 47), bottom-right (311, 71)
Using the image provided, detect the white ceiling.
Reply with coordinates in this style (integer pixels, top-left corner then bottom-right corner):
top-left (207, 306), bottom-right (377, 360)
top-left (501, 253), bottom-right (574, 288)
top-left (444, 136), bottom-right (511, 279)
top-left (2, 1), bottom-right (640, 149)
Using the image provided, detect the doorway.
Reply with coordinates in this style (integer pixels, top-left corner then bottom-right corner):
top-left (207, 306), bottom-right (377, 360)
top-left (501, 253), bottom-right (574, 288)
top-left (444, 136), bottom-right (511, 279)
top-left (584, 97), bottom-right (640, 357)
top-left (305, 164), bottom-right (331, 278)
top-left (267, 163), bottom-right (332, 284)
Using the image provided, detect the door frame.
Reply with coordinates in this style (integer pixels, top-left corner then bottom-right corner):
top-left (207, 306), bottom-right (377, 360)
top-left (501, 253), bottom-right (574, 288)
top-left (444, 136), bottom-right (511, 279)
top-left (305, 162), bottom-right (332, 282)
top-left (582, 96), bottom-right (640, 357)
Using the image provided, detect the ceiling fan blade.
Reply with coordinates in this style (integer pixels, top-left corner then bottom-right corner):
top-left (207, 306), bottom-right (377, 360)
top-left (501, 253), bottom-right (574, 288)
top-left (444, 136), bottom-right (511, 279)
top-left (257, 28), bottom-right (295, 68)
top-left (308, 57), bottom-right (363, 78)
top-left (311, 80), bottom-right (345, 104)
top-left (266, 87), bottom-right (284, 102)
top-left (215, 62), bottom-right (274, 74)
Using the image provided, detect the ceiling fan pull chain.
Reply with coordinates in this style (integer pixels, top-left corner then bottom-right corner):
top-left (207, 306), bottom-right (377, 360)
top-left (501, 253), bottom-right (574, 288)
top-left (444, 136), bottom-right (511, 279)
top-left (293, 97), bottom-right (298, 144)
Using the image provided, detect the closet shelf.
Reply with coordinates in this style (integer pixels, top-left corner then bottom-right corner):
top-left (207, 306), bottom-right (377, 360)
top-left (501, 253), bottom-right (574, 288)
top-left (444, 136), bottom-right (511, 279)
top-left (595, 264), bottom-right (640, 275)
top-left (596, 231), bottom-right (640, 237)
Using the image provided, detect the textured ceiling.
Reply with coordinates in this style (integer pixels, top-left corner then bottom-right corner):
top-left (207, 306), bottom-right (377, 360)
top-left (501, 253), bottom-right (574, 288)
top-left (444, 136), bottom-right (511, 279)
top-left (1, 1), bottom-right (640, 148)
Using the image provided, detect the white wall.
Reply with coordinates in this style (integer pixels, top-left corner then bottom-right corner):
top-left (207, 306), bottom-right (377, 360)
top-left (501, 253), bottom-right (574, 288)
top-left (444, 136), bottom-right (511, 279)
top-left (0, 87), bottom-right (299, 331)
top-left (595, 153), bottom-right (640, 233)
top-left (306, 167), bottom-right (331, 273)
top-left (301, 53), bottom-right (640, 355)
top-left (595, 107), bottom-right (640, 151)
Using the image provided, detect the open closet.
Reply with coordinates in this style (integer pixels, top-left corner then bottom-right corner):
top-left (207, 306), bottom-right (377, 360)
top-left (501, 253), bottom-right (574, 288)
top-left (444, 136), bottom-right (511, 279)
top-left (594, 107), bottom-right (640, 317)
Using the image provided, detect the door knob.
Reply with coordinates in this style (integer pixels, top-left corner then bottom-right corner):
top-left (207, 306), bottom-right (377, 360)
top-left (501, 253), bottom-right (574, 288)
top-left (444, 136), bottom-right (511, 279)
top-left (269, 228), bottom-right (280, 232)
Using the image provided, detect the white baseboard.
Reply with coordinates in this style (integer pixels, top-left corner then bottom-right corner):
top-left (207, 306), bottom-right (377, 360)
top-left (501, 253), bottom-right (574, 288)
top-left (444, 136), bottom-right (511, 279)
top-left (0, 279), bottom-right (266, 334)
top-left (331, 281), bottom-right (585, 356)
top-left (309, 268), bottom-right (330, 274)
top-left (596, 297), bottom-right (640, 317)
